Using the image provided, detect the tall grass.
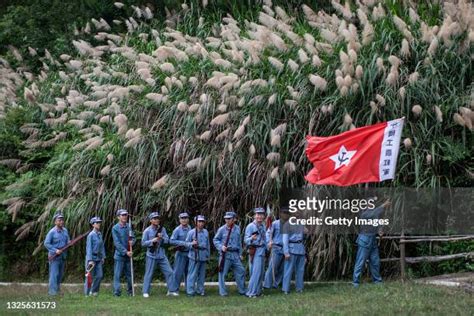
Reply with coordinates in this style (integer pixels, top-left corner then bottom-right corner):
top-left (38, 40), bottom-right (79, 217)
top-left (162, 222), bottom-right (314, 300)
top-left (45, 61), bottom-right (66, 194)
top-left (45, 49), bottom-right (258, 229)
top-left (0, 0), bottom-right (472, 279)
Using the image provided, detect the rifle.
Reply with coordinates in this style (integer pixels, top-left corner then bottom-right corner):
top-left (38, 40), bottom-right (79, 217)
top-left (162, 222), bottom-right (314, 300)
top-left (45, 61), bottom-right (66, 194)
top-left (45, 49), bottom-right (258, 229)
top-left (151, 224), bottom-right (164, 254)
top-left (266, 204), bottom-right (275, 284)
top-left (194, 217), bottom-right (199, 261)
top-left (128, 216), bottom-right (135, 297)
top-left (48, 231), bottom-right (89, 261)
top-left (85, 261), bottom-right (95, 295)
top-left (218, 224), bottom-right (234, 272)
top-left (269, 225), bottom-right (276, 285)
top-left (248, 231), bottom-right (259, 265)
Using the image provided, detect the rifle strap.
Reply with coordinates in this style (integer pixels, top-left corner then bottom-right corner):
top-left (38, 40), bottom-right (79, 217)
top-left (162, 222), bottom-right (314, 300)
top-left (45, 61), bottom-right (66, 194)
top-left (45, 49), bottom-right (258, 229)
top-left (223, 224), bottom-right (233, 248)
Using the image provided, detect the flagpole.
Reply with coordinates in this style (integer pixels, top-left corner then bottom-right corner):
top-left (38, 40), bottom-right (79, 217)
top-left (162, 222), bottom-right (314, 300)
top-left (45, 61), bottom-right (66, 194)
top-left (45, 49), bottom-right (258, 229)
top-left (266, 204), bottom-right (276, 286)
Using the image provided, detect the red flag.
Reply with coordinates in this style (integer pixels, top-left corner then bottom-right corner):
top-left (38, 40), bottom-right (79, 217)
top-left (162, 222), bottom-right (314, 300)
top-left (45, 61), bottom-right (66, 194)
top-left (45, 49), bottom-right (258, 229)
top-left (305, 118), bottom-right (404, 186)
top-left (265, 205), bottom-right (273, 229)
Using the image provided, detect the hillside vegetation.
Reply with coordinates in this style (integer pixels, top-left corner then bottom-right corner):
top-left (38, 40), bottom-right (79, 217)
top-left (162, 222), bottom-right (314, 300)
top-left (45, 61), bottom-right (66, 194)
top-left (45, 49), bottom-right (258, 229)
top-left (0, 0), bottom-right (472, 279)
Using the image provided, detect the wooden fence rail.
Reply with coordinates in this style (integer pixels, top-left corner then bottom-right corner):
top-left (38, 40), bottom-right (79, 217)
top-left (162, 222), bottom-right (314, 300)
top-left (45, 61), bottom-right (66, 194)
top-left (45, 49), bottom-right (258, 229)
top-left (379, 235), bottom-right (474, 280)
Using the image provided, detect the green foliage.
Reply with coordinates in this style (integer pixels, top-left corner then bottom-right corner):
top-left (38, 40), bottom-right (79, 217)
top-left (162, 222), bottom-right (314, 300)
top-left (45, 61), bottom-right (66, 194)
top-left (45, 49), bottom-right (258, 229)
top-left (0, 0), bottom-right (472, 281)
top-left (412, 240), bottom-right (474, 277)
top-left (1, 282), bottom-right (473, 314)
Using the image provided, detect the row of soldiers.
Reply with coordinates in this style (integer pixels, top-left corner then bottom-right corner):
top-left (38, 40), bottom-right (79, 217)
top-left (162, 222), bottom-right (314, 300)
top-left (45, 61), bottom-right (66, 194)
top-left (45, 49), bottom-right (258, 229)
top-left (44, 207), bottom-right (305, 297)
top-left (44, 200), bottom-right (390, 297)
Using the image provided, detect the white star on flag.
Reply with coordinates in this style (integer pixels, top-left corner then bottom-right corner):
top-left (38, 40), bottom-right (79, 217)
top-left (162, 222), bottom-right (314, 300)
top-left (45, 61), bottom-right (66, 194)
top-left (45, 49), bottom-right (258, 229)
top-left (330, 145), bottom-right (357, 170)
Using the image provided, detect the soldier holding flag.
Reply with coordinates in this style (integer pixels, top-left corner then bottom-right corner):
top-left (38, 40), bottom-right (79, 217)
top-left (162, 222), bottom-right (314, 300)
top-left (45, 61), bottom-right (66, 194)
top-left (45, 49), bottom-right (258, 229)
top-left (352, 198), bottom-right (391, 287)
top-left (244, 207), bottom-right (267, 298)
top-left (84, 216), bottom-right (105, 296)
top-left (112, 209), bottom-right (135, 297)
top-left (213, 211), bottom-right (246, 296)
top-left (44, 212), bottom-right (70, 296)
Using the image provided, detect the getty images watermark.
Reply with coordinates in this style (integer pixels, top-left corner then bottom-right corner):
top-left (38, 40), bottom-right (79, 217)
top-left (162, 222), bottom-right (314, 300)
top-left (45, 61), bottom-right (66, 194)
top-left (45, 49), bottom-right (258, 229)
top-left (287, 197), bottom-right (389, 228)
top-left (279, 187), bottom-right (474, 235)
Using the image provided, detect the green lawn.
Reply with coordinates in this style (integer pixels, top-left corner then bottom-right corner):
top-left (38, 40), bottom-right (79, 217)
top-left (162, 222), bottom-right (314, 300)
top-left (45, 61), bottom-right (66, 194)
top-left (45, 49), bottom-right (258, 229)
top-left (1, 282), bottom-right (473, 315)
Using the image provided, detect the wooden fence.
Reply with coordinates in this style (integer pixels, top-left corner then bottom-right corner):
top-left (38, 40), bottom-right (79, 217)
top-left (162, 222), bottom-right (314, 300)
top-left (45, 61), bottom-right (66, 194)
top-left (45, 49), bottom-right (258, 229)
top-left (379, 235), bottom-right (474, 279)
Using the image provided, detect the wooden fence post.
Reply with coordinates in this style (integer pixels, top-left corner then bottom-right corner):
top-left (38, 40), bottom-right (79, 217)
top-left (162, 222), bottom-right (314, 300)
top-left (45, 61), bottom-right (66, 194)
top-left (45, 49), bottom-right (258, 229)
top-left (400, 194), bottom-right (406, 281)
top-left (400, 232), bottom-right (406, 281)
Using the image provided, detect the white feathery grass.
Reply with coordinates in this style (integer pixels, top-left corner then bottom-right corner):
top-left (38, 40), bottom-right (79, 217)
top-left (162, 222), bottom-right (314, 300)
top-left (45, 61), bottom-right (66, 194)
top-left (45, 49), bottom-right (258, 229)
top-left (298, 49), bottom-right (309, 64)
top-left (312, 55), bottom-right (322, 67)
top-left (284, 99), bottom-right (297, 107)
top-left (343, 75), bottom-right (352, 87)
top-left (151, 174), bottom-right (169, 191)
top-left (340, 86), bottom-right (348, 96)
top-left (210, 113), bottom-right (230, 126)
top-left (288, 59), bottom-right (299, 72)
top-left (400, 39), bottom-right (410, 58)
top-left (189, 103), bottom-right (200, 112)
top-left (100, 165), bottom-right (111, 176)
top-left (266, 152), bottom-right (280, 162)
top-left (85, 137), bottom-right (103, 151)
top-left (339, 51), bottom-right (349, 65)
top-left (233, 115), bottom-right (250, 140)
top-left (113, 114), bottom-right (128, 134)
top-left (124, 136), bottom-right (141, 148)
top-left (309, 74), bottom-right (327, 91)
top-left (67, 119), bottom-right (85, 128)
top-left (199, 130), bottom-right (211, 141)
top-left (28, 47), bottom-right (37, 56)
top-left (24, 88), bottom-right (35, 103)
top-left (268, 57), bottom-right (284, 72)
top-left (270, 134), bottom-right (281, 147)
top-left (68, 60), bottom-right (83, 70)
top-left (177, 101), bottom-right (188, 112)
top-left (399, 86), bottom-right (406, 100)
top-left (433, 105), bottom-right (443, 122)
top-left (355, 65), bottom-right (363, 79)
top-left (453, 113), bottom-right (465, 127)
top-left (99, 115), bottom-right (111, 124)
top-left (186, 157), bottom-right (202, 170)
top-left (214, 58), bottom-right (232, 69)
top-left (426, 154), bottom-right (432, 165)
top-left (362, 22), bottom-right (374, 45)
top-left (428, 37), bottom-right (439, 56)
top-left (215, 128), bottom-right (230, 141)
top-left (343, 113), bottom-right (352, 126)
top-left (386, 70), bottom-right (398, 86)
top-left (335, 76), bottom-right (344, 88)
top-left (160, 62), bottom-right (175, 73)
top-left (146, 93), bottom-right (164, 103)
top-left (376, 57), bottom-right (385, 72)
top-left (412, 105), bottom-right (423, 117)
top-left (249, 144), bottom-right (256, 156)
top-left (369, 101), bottom-right (378, 113)
top-left (388, 55), bottom-right (401, 68)
top-left (270, 167), bottom-right (279, 179)
top-left (217, 103), bottom-right (227, 113)
top-left (320, 29), bottom-right (338, 43)
top-left (283, 161), bottom-right (296, 175)
top-left (348, 49), bottom-right (357, 63)
top-left (331, 0), bottom-right (353, 20)
top-left (268, 93), bottom-right (277, 105)
top-left (403, 138), bottom-right (412, 149)
top-left (408, 72), bottom-right (419, 84)
top-left (375, 94), bottom-right (386, 106)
